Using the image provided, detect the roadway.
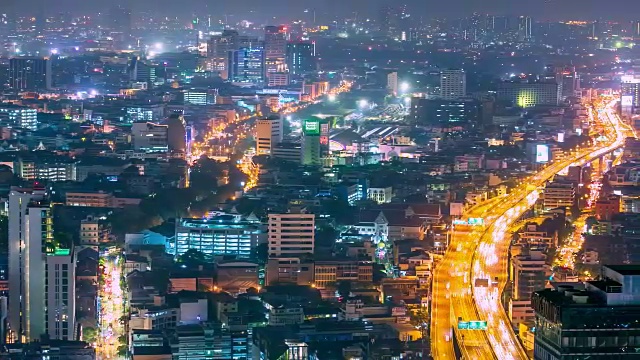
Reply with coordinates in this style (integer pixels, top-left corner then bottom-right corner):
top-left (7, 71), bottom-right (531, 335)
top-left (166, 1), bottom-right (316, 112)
top-left (97, 252), bottom-right (125, 359)
top-left (431, 96), bottom-right (632, 360)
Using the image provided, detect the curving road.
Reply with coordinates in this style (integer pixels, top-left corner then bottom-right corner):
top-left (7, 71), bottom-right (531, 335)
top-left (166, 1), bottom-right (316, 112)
top-left (431, 96), bottom-right (632, 359)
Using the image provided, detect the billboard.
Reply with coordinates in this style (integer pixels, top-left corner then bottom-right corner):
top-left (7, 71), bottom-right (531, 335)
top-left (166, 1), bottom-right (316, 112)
top-left (303, 119), bottom-right (320, 135)
top-left (622, 95), bottom-right (633, 107)
top-left (557, 132), bottom-right (565, 143)
top-left (536, 144), bottom-right (549, 163)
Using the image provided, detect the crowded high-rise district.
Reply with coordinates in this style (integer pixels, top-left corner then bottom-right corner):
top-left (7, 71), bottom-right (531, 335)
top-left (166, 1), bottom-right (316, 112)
top-left (0, 0), bottom-right (639, 359)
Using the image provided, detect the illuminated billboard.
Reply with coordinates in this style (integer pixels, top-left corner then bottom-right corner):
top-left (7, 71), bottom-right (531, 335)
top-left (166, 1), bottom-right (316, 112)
top-left (622, 95), bottom-right (633, 107)
top-left (557, 132), bottom-right (565, 143)
top-left (536, 144), bottom-right (549, 163)
top-left (303, 119), bottom-right (320, 135)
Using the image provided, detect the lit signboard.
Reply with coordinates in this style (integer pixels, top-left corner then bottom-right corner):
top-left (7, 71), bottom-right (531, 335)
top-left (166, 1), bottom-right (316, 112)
top-left (622, 95), bottom-right (633, 107)
top-left (468, 218), bottom-right (484, 226)
top-left (536, 144), bottom-right (549, 163)
top-left (303, 119), bottom-right (320, 135)
top-left (557, 132), bottom-right (565, 143)
top-left (458, 320), bottom-right (488, 330)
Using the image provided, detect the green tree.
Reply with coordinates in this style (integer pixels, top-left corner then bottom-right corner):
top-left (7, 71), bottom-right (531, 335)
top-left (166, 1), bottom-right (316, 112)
top-left (82, 327), bottom-right (98, 344)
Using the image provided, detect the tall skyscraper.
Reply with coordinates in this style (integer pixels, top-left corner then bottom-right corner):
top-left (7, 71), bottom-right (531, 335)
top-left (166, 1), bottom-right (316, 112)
top-left (264, 26), bottom-right (288, 80)
top-left (228, 41), bottom-right (265, 85)
top-left (45, 249), bottom-right (76, 341)
top-left (440, 69), bottom-right (466, 100)
top-left (632, 20), bottom-right (640, 38)
top-left (206, 30), bottom-right (239, 80)
top-left (267, 211), bottom-right (315, 258)
top-left (9, 57), bottom-right (52, 91)
top-left (554, 65), bottom-right (580, 99)
top-left (518, 16), bottom-right (533, 41)
top-left (8, 187), bottom-right (50, 342)
top-left (302, 118), bottom-right (321, 166)
top-left (509, 249), bottom-right (551, 327)
top-left (255, 116), bottom-right (284, 155)
top-left (286, 41), bottom-right (316, 77)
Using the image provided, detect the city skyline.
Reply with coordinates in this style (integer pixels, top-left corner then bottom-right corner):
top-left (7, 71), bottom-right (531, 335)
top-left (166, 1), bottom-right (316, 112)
top-left (5, 0), bottom-right (640, 21)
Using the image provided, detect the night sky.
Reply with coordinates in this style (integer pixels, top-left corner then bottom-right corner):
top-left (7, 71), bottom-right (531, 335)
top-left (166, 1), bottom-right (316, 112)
top-left (6, 0), bottom-right (640, 21)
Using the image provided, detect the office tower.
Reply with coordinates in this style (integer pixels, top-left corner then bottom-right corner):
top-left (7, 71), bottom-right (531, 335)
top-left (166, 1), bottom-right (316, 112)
top-left (267, 211), bottom-right (315, 258)
top-left (286, 41), bottom-right (316, 77)
top-left (632, 21), bottom-right (640, 38)
top-left (9, 57), bottom-right (52, 91)
top-left (255, 116), bottom-right (283, 155)
top-left (264, 26), bottom-right (288, 79)
top-left (131, 122), bottom-right (169, 153)
top-left (440, 69), bottom-right (466, 100)
top-left (496, 81), bottom-right (559, 108)
top-left (551, 65), bottom-right (580, 100)
top-left (387, 72), bottom-right (398, 95)
top-left (166, 114), bottom-right (187, 154)
top-left (129, 57), bottom-right (157, 87)
top-left (183, 89), bottom-right (217, 106)
top-left (8, 187), bottom-right (50, 343)
top-left (301, 118), bottom-right (321, 166)
top-left (533, 265), bottom-right (640, 360)
top-left (509, 249), bottom-right (550, 327)
top-left (207, 30), bottom-right (239, 80)
top-left (518, 16), bottom-right (532, 40)
top-left (409, 98), bottom-right (484, 127)
top-left (45, 249), bottom-right (76, 340)
top-left (228, 42), bottom-right (266, 85)
top-left (174, 214), bottom-right (262, 259)
top-left (621, 75), bottom-right (640, 113)
top-left (0, 104), bottom-right (38, 130)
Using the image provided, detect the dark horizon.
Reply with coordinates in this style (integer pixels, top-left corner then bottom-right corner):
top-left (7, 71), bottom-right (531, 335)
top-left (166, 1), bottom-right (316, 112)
top-left (5, 0), bottom-right (640, 22)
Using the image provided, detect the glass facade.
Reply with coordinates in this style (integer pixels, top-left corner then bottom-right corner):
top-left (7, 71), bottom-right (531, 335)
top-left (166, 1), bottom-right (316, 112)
top-left (175, 216), bottom-right (261, 259)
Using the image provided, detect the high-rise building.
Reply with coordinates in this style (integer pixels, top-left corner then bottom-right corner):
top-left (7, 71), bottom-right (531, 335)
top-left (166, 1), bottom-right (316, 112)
top-left (286, 41), bottom-right (316, 77)
top-left (207, 30), bottom-right (239, 80)
top-left (554, 65), bottom-right (580, 99)
top-left (533, 265), bottom-right (640, 360)
top-left (268, 211), bottom-right (315, 258)
top-left (387, 72), bottom-right (398, 95)
top-left (301, 119), bottom-right (321, 166)
top-left (9, 57), bottom-right (52, 91)
top-left (8, 187), bottom-right (51, 343)
top-left (497, 81), bottom-right (560, 108)
top-left (621, 75), bottom-right (640, 112)
top-left (45, 249), bottom-right (76, 341)
top-left (0, 104), bottom-right (38, 130)
top-left (131, 122), bottom-right (169, 153)
top-left (228, 42), bottom-right (266, 85)
top-left (264, 26), bottom-right (288, 80)
top-left (409, 98), bottom-right (485, 127)
top-left (440, 69), bottom-right (466, 100)
top-left (509, 249), bottom-right (551, 327)
top-left (255, 116), bottom-right (284, 155)
top-left (518, 16), bottom-right (532, 41)
top-left (632, 20), bottom-right (640, 38)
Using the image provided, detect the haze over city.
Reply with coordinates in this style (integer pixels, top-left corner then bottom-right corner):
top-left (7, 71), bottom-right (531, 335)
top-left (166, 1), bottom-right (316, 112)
top-left (0, 0), bottom-right (639, 359)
